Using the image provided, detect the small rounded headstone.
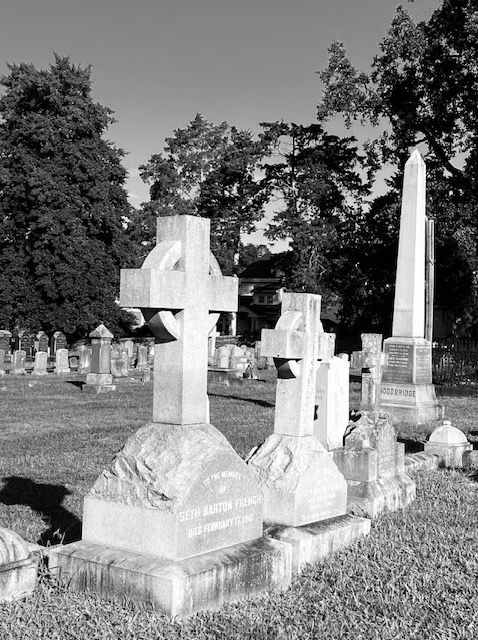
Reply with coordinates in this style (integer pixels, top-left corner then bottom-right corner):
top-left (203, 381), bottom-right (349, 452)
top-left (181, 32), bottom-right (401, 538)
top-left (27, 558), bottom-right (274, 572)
top-left (428, 421), bottom-right (468, 445)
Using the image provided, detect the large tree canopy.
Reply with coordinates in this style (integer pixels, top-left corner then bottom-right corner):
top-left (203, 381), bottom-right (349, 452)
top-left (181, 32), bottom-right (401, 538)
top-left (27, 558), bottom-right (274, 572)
top-left (135, 114), bottom-right (271, 274)
top-left (0, 55), bottom-right (135, 338)
top-left (317, 0), bottom-right (478, 334)
top-left (260, 121), bottom-right (369, 308)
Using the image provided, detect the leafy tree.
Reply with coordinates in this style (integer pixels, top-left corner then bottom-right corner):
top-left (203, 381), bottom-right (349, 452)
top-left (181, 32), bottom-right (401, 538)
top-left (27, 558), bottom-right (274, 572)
top-left (0, 55), bottom-right (135, 338)
top-left (317, 0), bottom-right (478, 333)
top-left (137, 114), bottom-right (271, 273)
top-left (260, 121), bottom-right (369, 307)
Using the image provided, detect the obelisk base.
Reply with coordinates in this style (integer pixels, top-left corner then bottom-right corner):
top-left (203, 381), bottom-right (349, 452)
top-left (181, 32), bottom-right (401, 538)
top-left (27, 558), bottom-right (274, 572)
top-left (380, 383), bottom-right (442, 425)
top-left (380, 337), bottom-right (442, 425)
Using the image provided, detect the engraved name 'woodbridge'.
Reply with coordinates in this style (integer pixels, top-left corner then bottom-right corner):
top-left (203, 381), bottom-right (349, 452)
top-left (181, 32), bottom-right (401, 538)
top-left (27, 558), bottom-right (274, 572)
top-left (381, 387), bottom-right (416, 397)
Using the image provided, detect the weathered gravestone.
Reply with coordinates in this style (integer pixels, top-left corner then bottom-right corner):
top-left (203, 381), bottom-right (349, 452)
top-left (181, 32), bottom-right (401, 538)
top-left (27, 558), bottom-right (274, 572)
top-left (51, 331), bottom-right (67, 355)
top-left (123, 339), bottom-right (134, 362)
top-left (247, 293), bottom-right (369, 570)
top-left (55, 349), bottom-right (70, 374)
top-left (313, 332), bottom-right (350, 451)
top-left (0, 350), bottom-right (4, 376)
top-left (135, 344), bottom-right (149, 370)
top-left (36, 331), bottom-right (49, 353)
top-left (51, 215), bottom-right (288, 616)
top-left (360, 333), bottom-right (383, 412)
top-left (32, 351), bottom-right (48, 376)
top-left (0, 331), bottom-right (11, 354)
top-left (12, 350), bottom-right (26, 375)
top-left (111, 350), bottom-right (129, 378)
top-left (333, 411), bottom-right (416, 518)
top-left (78, 346), bottom-right (92, 373)
top-left (209, 343), bottom-right (244, 385)
top-left (380, 151), bottom-right (441, 424)
top-left (254, 341), bottom-right (267, 370)
top-left (216, 344), bottom-right (230, 369)
top-left (0, 526), bottom-right (38, 601)
top-left (82, 325), bottom-right (115, 393)
top-left (350, 350), bottom-right (362, 373)
top-left (16, 331), bottom-right (34, 357)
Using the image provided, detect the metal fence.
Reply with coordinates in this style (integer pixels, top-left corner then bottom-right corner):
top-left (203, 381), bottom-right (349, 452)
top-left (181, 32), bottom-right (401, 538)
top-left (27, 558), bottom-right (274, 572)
top-left (433, 338), bottom-right (478, 385)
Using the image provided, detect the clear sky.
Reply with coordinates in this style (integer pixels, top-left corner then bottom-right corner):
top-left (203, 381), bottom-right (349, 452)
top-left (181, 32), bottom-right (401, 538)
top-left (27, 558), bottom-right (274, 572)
top-left (1, 0), bottom-right (440, 244)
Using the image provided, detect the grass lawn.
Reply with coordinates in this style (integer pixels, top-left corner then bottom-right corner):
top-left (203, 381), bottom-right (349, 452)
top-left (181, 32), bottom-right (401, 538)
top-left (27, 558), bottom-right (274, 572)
top-left (0, 372), bottom-right (477, 639)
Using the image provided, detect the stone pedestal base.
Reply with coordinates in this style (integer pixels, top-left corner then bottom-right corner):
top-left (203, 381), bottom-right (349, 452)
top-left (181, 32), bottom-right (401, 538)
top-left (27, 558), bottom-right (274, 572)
top-left (247, 434), bottom-right (347, 527)
top-left (380, 383), bottom-right (442, 425)
top-left (265, 514), bottom-right (370, 573)
top-left (49, 513), bottom-right (370, 617)
top-left (49, 536), bottom-right (291, 618)
top-left (380, 337), bottom-right (442, 425)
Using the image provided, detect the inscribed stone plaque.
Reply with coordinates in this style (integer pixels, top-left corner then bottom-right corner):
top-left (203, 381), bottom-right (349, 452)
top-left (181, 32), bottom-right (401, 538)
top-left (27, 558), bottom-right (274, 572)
top-left (375, 424), bottom-right (397, 478)
top-left (53, 332), bottom-right (67, 354)
top-left (18, 333), bottom-right (33, 357)
top-left (37, 332), bottom-right (49, 353)
top-left (415, 344), bottom-right (432, 384)
top-left (83, 423), bottom-right (263, 560)
top-left (382, 342), bottom-right (413, 383)
top-left (380, 384), bottom-right (417, 404)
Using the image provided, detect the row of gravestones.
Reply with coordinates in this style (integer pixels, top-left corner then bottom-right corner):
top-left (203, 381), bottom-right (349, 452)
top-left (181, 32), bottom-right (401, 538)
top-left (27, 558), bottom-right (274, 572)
top-left (0, 329), bottom-right (154, 379)
top-left (0, 348), bottom-right (71, 376)
top-left (0, 330), bottom-right (67, 356)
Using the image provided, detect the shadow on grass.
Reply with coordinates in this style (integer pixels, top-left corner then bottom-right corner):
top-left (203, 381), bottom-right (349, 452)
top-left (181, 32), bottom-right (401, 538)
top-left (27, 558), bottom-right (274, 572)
top-left (208, 392), bottom-right (275, 408)
top-left (0, 476), bottom-right (81, 546)
top-left (66, 380), bottom-right (84, 390)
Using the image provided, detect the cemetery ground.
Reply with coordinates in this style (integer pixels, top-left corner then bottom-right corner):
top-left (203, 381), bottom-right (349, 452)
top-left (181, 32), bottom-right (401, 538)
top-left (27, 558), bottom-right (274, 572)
top-left (0, 373), bottom-right (477, 640)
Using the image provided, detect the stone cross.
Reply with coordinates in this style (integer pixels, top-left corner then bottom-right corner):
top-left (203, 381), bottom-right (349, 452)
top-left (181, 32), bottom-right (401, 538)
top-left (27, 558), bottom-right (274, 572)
top-left (120, 215), bottom-right (237, 425)
top-left (392, 150), bottom-right (426, 338)
top-left (260, 292), bottom-right (323, 437)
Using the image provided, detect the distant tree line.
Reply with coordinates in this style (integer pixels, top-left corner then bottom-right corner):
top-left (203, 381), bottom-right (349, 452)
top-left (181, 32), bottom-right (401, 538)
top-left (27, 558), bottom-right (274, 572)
top-left (0, 0), bottom-right (477, 339)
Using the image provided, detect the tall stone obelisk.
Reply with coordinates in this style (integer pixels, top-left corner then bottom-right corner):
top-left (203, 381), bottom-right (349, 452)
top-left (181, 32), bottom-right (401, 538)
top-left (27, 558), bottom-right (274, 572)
top-left (380, 150), bottom-right (441, 424)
